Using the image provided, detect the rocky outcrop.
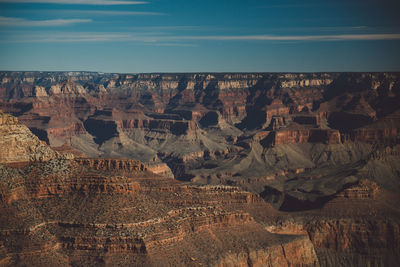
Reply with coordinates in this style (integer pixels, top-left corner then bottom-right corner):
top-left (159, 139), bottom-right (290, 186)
top-left (265, 99), bottom-right (291, 123)
top-left (215, 236), bottom-right (319, 267)
top-left (335, 179), bottom-right (379, 199)
top-left (265, 128), bottom-right (341, 146)
top-left (51, 143), bottom-right (87, 158)
top-left (146, 162), bottom-right (175, 178)
top-left (0, 111), bottom-right (18, 125)
top-left (259, 115), bottom-right (340, 146)
top-left (48, 80), bottom-right (86, 96)
top-left (46, 122), bottom-right (87, 138)
top-left (0, 111), bottom-right (64, 164)
top-left (75, 158), bottom-right (146, 172)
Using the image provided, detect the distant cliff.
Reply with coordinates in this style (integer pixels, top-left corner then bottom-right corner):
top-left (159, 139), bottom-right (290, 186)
top-left (1, 71), bottom-right (399, 181)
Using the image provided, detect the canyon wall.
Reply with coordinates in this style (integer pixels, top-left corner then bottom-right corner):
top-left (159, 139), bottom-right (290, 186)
top-left (0, 72), bottom-right (400, 266)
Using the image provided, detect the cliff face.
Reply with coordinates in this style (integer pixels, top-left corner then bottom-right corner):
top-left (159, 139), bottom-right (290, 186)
top-left (1, 72), bottom-right (397, 139)
top-left (1, 72), bottom-right (398, 169)
top-left (268, 128), bottom-right (341, 146)
top-left (263, 179), bottom-right (400, 267)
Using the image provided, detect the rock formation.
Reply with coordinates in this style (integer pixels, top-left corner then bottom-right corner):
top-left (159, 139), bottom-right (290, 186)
top-left (0, 71), bottom-right (399, 266)
top-left (0, 111), bottom-right (68, 165)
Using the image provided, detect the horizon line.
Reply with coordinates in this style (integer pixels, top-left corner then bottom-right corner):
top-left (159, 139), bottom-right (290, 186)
top-left (1, 70), bottom-right (399, 74)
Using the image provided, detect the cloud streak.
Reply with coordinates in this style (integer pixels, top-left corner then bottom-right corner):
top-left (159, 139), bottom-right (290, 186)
top-left (2, 32), bottom-right (400, 43)
top-left (67, 10), bottom-right (164, 16)
top-left (179, 34), bottom-right (400, 41)
top-left (0, 16), bottom-right (91, 26)
top-left (0, 0), bottom-right (147, 5)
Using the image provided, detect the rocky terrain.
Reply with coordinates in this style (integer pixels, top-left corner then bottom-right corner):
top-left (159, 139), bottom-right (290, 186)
top-left (0, 112), bottom-right (320, 266)
top-left (0, 72), bottom-right (400, 266)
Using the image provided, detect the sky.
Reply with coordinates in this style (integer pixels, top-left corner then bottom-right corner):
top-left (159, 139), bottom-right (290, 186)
top-left (0, 0), bottom-right (399, 73)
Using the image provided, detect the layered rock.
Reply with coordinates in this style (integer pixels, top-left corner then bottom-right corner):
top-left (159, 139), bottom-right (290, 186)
top-left (2, 72), bottom-right (395, 192)
top-left (46, 122), bottom-right (87, 138)
top-left (75, 158), bottom-right (146, 172)
top-left (265, 128), bottom-right (341, 146)
top-left (346, 110), bottom-right (400, 144)
top-left (0, 157), bottom-right (320, 267)
top-left (263, 179), bottom-right (400, 267)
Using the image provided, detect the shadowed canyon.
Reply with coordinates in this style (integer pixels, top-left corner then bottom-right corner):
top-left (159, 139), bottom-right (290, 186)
top-left (0, 71), bottom-right (399, 266)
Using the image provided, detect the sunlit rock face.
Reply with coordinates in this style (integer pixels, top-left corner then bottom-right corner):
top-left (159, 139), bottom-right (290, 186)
top-left (0, 111), bottom-right (65, 164)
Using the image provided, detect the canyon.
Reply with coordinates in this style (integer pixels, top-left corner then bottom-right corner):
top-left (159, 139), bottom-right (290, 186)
top-left (0, 72), bottom-right (400, 266)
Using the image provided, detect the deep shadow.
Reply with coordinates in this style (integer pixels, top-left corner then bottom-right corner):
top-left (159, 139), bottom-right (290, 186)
top-left (29, 127), bottom-right (50, 144)
top-left (279, 194), bottom-right (336, 212)
top-left (84, 118), bottom-right (118, 145)
top-left (236, 74), bottom-right (276, 130)
top-left (328, 112), bottom-right (373, 132)
top-left (199, 111), bottom-right (219, 128)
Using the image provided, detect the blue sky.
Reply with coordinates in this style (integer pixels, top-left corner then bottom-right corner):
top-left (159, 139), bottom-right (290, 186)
top-left (0, 0), bottom-right (399, 73)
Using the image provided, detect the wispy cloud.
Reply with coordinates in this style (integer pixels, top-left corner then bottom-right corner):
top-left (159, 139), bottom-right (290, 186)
top-left (262, 26), bottom-right (370, 33)
top-left (0, 0), bottom-right (147, 5)
top-left (142, 42), bottom-right (199, 47)
top-left (257, 2), bottom-right (355, 9)
top-left (1, 32), bottom-right (140, 42)
top-left (179, 34), bottom-right (400, 41)
top-left (2, 32), bottom-right (400, 43)
top-left (66, 10), bottom-right (163, 16)
top-left (0, 16), bottom-right (91, 26)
